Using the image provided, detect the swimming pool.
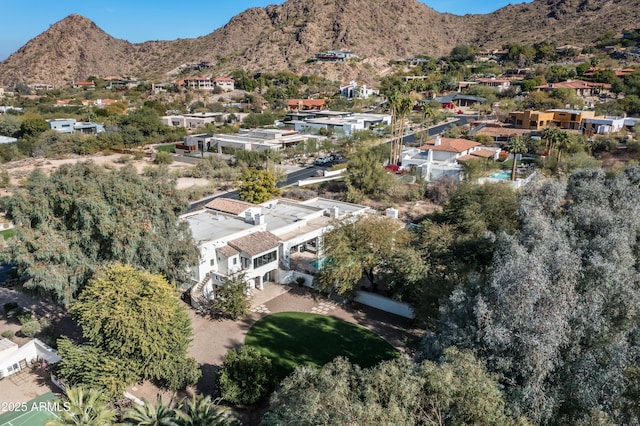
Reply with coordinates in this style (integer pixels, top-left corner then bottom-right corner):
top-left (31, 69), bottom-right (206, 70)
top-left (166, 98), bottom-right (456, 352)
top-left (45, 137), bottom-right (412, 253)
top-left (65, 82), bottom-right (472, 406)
top-left (490, 171), bottom-right (512, 180)
top-left (312, 257), bottom-right (327, 270)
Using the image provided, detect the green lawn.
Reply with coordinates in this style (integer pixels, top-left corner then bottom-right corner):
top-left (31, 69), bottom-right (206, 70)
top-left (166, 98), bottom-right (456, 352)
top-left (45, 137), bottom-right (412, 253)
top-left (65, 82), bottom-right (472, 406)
top-left (245, 312), bottom-right (399, 380)
top-left (155, 144), bottom-right (176, 153)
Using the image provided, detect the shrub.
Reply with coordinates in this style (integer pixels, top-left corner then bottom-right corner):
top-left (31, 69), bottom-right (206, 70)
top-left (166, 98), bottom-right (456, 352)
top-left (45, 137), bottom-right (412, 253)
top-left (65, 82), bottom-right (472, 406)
top-left (154, 151), bottom-right (173, 165)
top-left (296, 276), bottom-right (306, 287)
top-left (3, 302), bottom-right (19, 318)
top-left (1, 330), bottom-right (15, 340)
top-left (21, 320), bottom-right (42, 338)
top-left (17, 310), bottom-right (34, 325)
top-left (627, 140), bottom-right (640, 154)
top-left (218, 346), bottom-right (274, 404)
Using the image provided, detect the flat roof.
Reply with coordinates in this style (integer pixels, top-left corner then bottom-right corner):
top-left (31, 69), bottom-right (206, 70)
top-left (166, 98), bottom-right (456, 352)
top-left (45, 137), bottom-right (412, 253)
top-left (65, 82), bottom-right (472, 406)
top-left (183, 210), bottom-right (254, 243)
top-left (301, 197), bottom-right (368, 216)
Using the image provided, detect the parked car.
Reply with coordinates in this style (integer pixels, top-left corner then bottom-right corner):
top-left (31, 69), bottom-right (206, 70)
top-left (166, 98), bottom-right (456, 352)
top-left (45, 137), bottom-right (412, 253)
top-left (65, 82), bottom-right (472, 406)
top-left (314, 156), bottom-right (332, 165)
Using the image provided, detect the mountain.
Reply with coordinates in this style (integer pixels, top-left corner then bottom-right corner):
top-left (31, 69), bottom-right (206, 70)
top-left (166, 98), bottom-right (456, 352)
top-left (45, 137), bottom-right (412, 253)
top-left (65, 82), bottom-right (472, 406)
top-left (1, 0), bottom-right (639, 88)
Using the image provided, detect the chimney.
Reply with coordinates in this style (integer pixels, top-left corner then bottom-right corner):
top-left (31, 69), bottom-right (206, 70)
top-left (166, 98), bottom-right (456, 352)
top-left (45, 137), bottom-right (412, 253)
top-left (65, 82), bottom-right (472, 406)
top-left (245, 211), bottom-right (254, 224)
top-left (254, 213), bottom-right (265, 225)
top-left (435, 136), bottom-right (442, 146)
top-left (331, 206), bottom-right (340, 218)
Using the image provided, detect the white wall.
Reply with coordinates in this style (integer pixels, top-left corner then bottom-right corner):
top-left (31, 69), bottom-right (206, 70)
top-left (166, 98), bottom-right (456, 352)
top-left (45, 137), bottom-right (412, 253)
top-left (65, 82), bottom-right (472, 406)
top-left (354, 291), bottom-right (415, 319)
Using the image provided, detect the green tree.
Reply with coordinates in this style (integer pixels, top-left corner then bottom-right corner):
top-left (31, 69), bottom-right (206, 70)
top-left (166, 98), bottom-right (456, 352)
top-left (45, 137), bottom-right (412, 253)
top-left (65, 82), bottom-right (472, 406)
top-left (427, 169), bottom-right (640, 424)
top-left (123, 395), bottom-right (179, 426)
top-left (19, 115), bottom-right (48, 138)
top-left (70, 263), bottom-right (201, 390)
top-left (3, 162), bottom-right (197, 304)
top-left (504, 135), bottom-right (529, 181)
top-left (237, 167), bottom-right (281, 203)
top-left (45, 387), bottom-right (116, 426)
top-left (242, 112), bottom-right (276, 127)
top-left (449, 44), bottom-right (476, 62)
top-left (316, 215), bottom-right (412, 295)
top-left (344, 144), bottom-right (393, 198)
top-left (176, 395), bottom-right (238, 426)
top-left (0, 114), bottom-right (21, 137)
top-left (263, 350), bottom-right (520, 425)
top-left (210, 273), bottom-right (251, 320)
top-left (55, 337), bottom-right (139, 399)
top-left (219, 346), bottom-right (274, 405)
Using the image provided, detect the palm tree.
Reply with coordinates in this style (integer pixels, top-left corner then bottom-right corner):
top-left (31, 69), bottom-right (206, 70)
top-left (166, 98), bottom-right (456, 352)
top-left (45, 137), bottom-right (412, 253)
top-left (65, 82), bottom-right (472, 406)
top-left (46, 387), bottom-right (116, 426)
top-left (419, 102), bottom-right (437, 145)
top-left (176, 395), bottom-right (238, 426)
top-left (555, 131), bottom-right (571, 163)
top-left (542, 126), bottom-right (562, 158)
top-left (123, 395), bottom-right (179, 426)
top-left (505, 135), bottom-right (529, 181)
top-left (388, 91), bottom-right (413, 165)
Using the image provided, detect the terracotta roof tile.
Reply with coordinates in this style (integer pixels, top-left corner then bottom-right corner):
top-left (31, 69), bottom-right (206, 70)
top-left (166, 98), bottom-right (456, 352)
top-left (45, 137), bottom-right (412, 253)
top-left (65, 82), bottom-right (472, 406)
top-left (228, 231), bottom-right (280, 256)
top-left (205, 199), bottom-right (257, 215)
top-left (217, 245), bottom-right (239, 257)
top-left (419, 137), bottom-right (481, 153)
top-left (471, 148), bottom-right (498, 158)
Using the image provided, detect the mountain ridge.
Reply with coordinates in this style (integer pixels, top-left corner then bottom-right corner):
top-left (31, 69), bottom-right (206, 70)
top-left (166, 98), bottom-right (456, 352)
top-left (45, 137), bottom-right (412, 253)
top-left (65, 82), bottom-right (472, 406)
top-left (1, 0), bottom-right (639, 87)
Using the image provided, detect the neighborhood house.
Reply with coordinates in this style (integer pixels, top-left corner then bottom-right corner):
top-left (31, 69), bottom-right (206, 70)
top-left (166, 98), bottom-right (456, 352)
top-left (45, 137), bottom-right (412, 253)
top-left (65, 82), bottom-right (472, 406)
top-left (182, 197), bottom-right (369, 309)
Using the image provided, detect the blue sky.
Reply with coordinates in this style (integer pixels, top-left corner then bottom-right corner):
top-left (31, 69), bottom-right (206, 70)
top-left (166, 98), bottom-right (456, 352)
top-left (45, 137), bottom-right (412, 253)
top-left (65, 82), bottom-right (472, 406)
top-left (0, 0), bottom-right (532, 60)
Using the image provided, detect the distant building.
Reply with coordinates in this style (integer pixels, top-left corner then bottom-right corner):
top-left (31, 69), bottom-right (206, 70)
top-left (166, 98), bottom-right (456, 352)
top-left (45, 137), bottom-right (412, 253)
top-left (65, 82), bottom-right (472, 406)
top-left (0, 136), bottom-right (17, 144)
top-left (214, 77), bottom-right (235, 92)
top-left (28, 83), bottom-right (54, 91)
top-left (509, 109), bottom-right (597, 131)
top-left (339, 81), bottom-right (379, 99)
top-left (72, 81), bottom-right (96, 90)
top-left (47, 118), bottom-right (105, 134)
top-left (286, 99), bottom-right (327, 111)
top-left (176, 128), bottom-right (312, 154)
top-left (162, 112), bottom-right (223, 130)
top-left (313, 50), bottom-right (356, 62)
top-left (476, 78), bottom-right (512, 93)
top-left (534, 80), bottom-right (611, 97)
top-left (282, 110), bottom-right (392, 136)
top-left (0, 106), bottom-right (23, 114)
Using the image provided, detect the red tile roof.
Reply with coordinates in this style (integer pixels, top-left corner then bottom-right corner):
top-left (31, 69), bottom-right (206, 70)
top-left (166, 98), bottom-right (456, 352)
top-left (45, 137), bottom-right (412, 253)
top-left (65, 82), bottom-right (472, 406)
top-left (471, 148), bottom-right (498, 158)
top-left (419, 137), bottom-right (481, 153)
top-left (228, 231), bottom-right (280, 256)
top-left (205, 198), bottom-right (257, 215)
top-left (535, 79), bottom-right (611, 90)
top-left (287, 99), bottom-right (326, 108)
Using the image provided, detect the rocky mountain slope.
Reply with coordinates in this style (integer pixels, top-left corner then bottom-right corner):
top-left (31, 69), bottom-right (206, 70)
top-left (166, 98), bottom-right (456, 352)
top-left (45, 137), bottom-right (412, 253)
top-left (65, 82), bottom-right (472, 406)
top-left (1, 0), bottom-right (639, 87)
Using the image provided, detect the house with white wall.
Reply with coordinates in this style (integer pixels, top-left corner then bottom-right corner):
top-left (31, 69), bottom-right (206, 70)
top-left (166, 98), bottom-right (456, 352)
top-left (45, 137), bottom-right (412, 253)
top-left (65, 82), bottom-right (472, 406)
top-left (182, 197), bottom-right (369, 308)
top-left (339, 81), bottom-right (379, 99)
top-left (400, 136), bottom-right (500, 181)
top-left (0, 338), bottom-right (60, 379)
top-left (283, 110), bottom-right (391, 136)
top-left (47, 118), bottom-right (105, 134)
top-left (176, 128), bottom-right (311, 154)
top-left (214, 77), bottom-right (235, 92)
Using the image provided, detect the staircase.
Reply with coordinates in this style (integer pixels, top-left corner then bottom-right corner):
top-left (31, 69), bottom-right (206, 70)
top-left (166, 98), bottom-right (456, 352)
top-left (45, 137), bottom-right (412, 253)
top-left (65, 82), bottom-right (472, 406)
top-left (190, 273), bottom-right (211, 312)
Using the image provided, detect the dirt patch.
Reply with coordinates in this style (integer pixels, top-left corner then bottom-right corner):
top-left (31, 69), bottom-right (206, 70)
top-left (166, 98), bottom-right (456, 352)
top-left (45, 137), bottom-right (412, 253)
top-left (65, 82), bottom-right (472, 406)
top-left (0, 152), bottom-right (209, 191)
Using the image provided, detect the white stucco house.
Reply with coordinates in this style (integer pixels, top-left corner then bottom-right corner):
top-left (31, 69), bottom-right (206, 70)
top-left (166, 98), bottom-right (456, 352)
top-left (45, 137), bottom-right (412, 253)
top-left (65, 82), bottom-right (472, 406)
top-left (176, 128), bottom-right (311, 154)
top-left (339, 81), bottom-right (379, 99)
top-left (400, 136), bottom-right (500, 181)
top-left (182, 197), bottom-right (369, 308)
top-left (0, 338), bottom-right (60, 379)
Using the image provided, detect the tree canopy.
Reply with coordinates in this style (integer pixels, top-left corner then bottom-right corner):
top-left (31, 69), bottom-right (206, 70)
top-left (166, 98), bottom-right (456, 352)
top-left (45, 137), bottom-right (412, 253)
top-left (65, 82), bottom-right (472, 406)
top-left (316, 215), bottom-right (412, 295)
top-left (425, 168), bottom-right (640, 424)
top-left (237, 167), bottom-right (281, 204)
top-left (69, 263), bottom-right (200, 391)
top-left (263, 349), bottom-right (521, 425)
top-left (3, 162), bottom-right (197, 304)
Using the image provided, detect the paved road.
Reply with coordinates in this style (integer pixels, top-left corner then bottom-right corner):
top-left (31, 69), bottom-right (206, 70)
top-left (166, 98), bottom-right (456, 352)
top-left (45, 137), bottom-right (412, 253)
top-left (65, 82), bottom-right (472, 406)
top-left (187, 165), bottom-right (319, 211)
